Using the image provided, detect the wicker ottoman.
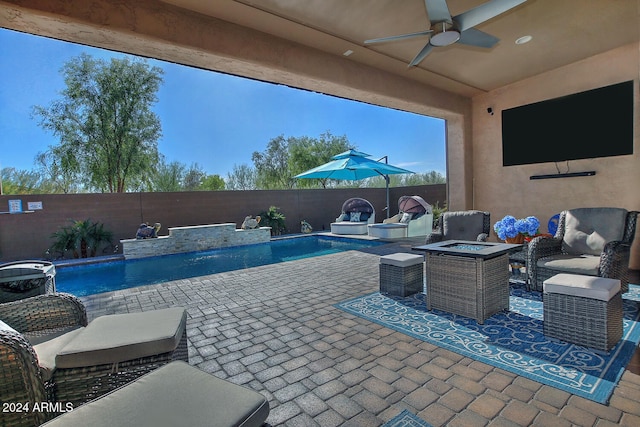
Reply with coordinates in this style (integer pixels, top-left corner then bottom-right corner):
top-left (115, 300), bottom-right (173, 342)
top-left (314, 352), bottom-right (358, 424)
top-left (380, 253), bottom-right (424, 296)
top-left (543, 274), bottom-right (623, 352)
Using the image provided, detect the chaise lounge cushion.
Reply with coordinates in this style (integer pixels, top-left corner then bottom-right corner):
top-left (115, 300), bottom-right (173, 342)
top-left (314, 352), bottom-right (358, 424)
top-left (42, 361), bottom-right (270, 427)
top-left (55, 307), bottom-right (187, 369)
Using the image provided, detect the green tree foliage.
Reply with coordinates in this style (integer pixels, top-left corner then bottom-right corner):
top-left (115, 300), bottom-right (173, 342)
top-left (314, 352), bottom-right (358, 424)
top-left (200, 174), bottom-right (225, 191)
top-left (0, 167), bottom-right (45, 194)
top-left (288, 132), bottom-right (351, 189)
top-left (252, 135), bottom-right (293, 189)
top-left (226, 164), bottom-right (257, 190)
top-left (151, 159), bottom-right (186, 192)
top-left (148, 159), bottom-right (225, 191)
top-left (251, 132), bottom-right (352, 190)
top-left (32, 53), bottom-right (163, 193)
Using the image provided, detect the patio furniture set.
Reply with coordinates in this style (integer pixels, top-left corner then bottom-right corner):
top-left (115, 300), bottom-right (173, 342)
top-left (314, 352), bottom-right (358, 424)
top-left (378, 207), bottom-right (637, 353)
top-left (331, 195), bottom-right (434, 239)
top-left (0, 292), bottom-right (269, 426)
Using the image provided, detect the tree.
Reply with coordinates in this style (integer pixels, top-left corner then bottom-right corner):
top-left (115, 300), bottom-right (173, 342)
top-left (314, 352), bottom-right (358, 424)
top-left (252, 135), bottom-right (293, 189)
top-left (200, 174), bottom-right (225, 191)
top-left (183, 163), bottom-right (206, 191)
top-left (151, 159), bottom-right (186, 192)
top-left (33, 53), bottom-right (163, 193)
top-left (288, 131), bottom-right (352, 189)
top-left (226, 164), bottom-right (257, 190)
top-left (251, 131), bottom-right (352, 190)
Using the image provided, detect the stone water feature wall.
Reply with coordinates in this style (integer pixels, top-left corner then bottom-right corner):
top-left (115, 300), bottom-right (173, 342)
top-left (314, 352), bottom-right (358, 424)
top-left (121, 223), bottom-right (271, 259)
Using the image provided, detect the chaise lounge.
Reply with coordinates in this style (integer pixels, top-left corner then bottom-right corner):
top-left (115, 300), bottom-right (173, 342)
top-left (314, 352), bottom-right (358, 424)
top-left (369, 195), bottom-right (433, 238)
top-left (330, 197), bottom-right (376, 235)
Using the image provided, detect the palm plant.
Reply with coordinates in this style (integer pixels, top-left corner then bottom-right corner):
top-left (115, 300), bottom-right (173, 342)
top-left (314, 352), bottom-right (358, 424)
top-left (259, 206), bottom-right (286, 236)
top-left (49, 219), bottom-right (113, 259)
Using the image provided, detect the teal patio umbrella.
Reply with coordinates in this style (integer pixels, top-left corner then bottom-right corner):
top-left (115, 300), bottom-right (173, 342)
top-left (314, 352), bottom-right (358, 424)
top-left (294, 150), bottom-right (414, 218)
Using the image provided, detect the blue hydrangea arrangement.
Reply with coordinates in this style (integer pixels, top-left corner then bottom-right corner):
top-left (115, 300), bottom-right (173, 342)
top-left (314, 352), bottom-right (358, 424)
top-left (493, 215), bottom-right (540, 240)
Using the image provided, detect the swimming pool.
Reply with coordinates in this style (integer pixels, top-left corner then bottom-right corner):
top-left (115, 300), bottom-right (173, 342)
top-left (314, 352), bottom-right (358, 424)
top-left (55, 235), bottom-right (383, 296)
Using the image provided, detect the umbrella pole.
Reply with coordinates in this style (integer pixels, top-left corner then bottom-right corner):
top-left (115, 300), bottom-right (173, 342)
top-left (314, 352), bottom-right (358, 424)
top-left (385, 175), bottom-right (390, 219)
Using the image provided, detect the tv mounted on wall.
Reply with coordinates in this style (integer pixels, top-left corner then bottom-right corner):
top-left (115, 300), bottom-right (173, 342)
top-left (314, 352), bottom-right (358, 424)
top-left (501, 80), bottom-right (634, 167)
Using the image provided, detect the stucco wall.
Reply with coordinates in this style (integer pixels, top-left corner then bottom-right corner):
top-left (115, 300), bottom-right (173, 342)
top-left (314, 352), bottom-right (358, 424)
top-left (471, 43), bottom-right (640, 268)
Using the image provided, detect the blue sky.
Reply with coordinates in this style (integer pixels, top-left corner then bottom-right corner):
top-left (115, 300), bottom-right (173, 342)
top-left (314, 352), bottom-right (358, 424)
top-left (0, 28), bottom-right (446, 178)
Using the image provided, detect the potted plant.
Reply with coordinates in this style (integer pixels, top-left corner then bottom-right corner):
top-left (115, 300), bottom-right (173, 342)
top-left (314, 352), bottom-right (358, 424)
top-left (493, 215), bottom-right (540, 243)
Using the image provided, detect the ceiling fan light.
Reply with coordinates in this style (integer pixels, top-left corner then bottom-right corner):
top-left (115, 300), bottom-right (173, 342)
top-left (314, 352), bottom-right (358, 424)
top-left (430, 30), bottom-right (460, 47)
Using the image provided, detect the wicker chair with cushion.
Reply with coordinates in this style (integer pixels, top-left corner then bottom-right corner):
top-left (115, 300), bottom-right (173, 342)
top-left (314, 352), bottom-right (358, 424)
top-left (527, 207), bottom-right (638, 292)
top-left (0, 293), bottom-right (188, 426)
top-left (425, 210), bottom-right (491, 244)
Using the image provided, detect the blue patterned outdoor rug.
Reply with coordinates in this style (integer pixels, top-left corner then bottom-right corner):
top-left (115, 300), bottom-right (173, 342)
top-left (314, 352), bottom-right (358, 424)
top-left (337, 284), bottom-right (640, 404)
top-left (382, 409), bottom-right (433, 427)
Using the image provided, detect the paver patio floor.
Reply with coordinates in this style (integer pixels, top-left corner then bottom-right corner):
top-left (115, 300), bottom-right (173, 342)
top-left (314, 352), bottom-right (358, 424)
top-left (80, 239), bottom-right (640, 426)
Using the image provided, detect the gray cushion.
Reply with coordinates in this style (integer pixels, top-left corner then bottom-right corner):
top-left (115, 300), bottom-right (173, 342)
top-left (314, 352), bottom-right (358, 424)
top-left (562, 208), bottom-right (627, 256)
top-left (41, 361), bottom-right (269, 427)
top-left (443, 211), bottom-right (485, 241)
top-left (56, 307), bottom-right (186, 369)
top-left (537, 254), bottom-right (600, 276)
top-left (32, 327), bottom-right (84, 381)
top-left (543, 273), bottom-right (620, 302)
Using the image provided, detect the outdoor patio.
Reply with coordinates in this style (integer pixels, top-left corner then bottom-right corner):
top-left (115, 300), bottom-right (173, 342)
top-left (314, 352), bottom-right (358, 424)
top-left (79, 238), bottom-right (640, 427)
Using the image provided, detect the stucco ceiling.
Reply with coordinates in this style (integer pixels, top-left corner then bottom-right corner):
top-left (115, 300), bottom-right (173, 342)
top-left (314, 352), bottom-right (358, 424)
top-left (160, 0), bottom-right (639, 97)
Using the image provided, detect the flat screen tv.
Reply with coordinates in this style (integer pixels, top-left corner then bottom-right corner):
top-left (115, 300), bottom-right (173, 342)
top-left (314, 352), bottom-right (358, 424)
top-left (501, 80), bottom-right (634, 166)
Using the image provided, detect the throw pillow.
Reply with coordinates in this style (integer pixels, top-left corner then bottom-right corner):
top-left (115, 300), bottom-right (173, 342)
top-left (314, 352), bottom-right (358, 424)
top-left (350, 212), bottom-right (361, 222)
top-left (400, 212), bottom-right (413, 224)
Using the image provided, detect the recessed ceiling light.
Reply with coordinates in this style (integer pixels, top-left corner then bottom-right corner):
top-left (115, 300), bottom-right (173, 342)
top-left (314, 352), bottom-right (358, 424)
top-left (343, 50), bottom-right (354, 57)
top-left (515, 35), bottom-right (532, 45)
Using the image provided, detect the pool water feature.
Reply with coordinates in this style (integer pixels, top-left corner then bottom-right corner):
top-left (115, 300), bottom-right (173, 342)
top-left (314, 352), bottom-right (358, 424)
top-left (56, 236), bottom-right (383, 296)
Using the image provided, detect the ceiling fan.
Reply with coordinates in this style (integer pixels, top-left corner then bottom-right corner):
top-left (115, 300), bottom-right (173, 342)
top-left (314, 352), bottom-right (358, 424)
top-left (364, 0), bottom-right (527, 66)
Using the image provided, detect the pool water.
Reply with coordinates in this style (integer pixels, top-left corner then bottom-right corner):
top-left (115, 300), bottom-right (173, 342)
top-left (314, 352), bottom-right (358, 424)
top-left (55, 236), bottom-right (383, 296)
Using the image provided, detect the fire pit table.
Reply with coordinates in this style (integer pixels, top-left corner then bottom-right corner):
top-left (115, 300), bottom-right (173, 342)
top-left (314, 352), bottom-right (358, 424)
top-left (412, 240), bottom-right (522, 324)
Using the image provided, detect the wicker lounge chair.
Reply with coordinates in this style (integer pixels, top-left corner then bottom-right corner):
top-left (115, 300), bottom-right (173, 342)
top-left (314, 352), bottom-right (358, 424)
top-left (330, 197), bottom-right (376, 235)
top-left (425, 210), bottom-right (491, 244)
top-left (527, 207), bottom-right (638, 292)
top-left (0, 293), bottom-right (187, 426)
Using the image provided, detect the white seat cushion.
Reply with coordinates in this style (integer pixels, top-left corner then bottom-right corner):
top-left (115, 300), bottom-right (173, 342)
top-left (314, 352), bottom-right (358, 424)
top-left (380, 253), bottom-right (424, 268)
top-left (543, 273), bottom-right (620, 301)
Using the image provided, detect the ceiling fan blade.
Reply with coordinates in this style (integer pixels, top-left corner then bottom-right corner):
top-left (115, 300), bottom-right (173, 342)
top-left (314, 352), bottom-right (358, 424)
top-left (409, 43), bottom-right (434, 67)
top-left (365, 30), bottom-right (433, 45)
top-left (454, 0), bottom-right (527, 32)
top-left (457, 28), bottom-right (500, 48)
top-left (424, 0), bottom-right (453, 24)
